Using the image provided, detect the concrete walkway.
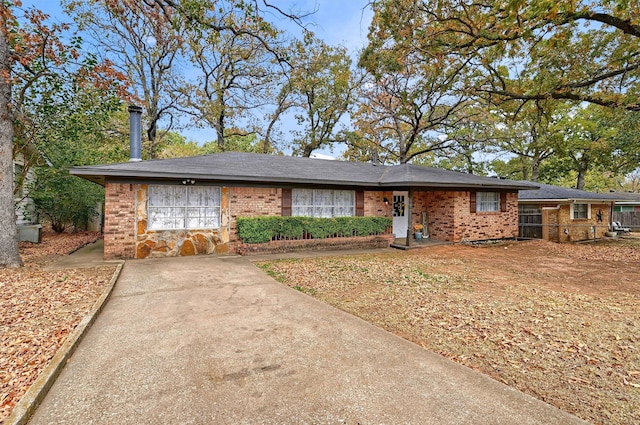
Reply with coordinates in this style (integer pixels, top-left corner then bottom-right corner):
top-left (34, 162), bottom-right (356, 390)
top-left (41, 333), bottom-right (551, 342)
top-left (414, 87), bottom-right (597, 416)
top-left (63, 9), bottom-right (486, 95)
top-left (29, 254), bottom-right (588, 425)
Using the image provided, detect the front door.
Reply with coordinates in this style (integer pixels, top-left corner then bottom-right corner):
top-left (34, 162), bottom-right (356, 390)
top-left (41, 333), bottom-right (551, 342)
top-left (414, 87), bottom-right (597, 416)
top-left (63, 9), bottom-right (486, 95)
top-left (392, 191), bottom-right (408, 238)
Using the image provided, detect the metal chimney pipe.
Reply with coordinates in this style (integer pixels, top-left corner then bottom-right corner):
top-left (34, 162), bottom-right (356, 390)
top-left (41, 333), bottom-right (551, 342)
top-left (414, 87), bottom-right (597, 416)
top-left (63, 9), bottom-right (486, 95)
top-left (128, 105), bottom-right (143, 162)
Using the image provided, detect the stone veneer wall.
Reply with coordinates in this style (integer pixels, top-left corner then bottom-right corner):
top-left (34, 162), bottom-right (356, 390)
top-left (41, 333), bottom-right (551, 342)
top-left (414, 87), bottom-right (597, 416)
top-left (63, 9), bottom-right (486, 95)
top-left (104, 183), bottom-right (136, 259)
top-left (134, 184), bottom-right (231, 259)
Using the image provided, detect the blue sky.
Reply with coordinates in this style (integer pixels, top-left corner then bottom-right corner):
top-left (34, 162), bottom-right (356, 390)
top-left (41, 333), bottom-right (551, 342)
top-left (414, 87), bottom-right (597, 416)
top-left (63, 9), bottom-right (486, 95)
top-left (21, 1), bottom-right (373, 156)
top-left (24, 0), bottom-right (373, 52)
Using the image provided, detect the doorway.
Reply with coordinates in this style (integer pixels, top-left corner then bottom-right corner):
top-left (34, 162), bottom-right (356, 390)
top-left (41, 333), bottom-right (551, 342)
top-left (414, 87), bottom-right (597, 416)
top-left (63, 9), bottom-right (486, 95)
top-left (392, 191), bottom-right (408, 238)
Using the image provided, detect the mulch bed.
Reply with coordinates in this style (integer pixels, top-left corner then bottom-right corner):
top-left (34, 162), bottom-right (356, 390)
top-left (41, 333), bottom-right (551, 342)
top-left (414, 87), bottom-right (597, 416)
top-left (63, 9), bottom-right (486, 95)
top-left (0, 231), bottom-right (116, 423)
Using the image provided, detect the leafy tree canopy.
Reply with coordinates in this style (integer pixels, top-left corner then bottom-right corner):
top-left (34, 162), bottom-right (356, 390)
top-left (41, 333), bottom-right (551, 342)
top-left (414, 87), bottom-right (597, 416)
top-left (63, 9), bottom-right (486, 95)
top-left (366, 0), bottom-right (640, 110)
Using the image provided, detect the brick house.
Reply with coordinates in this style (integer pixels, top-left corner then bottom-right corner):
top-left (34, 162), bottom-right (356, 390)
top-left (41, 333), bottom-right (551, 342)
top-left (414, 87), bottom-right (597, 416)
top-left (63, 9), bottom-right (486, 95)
top-left (71, 152), bottom-right (537, 260)
top-left (611, 192), bottom-right (640, 231)
top-left (518, 182), bottom-right (620, 242)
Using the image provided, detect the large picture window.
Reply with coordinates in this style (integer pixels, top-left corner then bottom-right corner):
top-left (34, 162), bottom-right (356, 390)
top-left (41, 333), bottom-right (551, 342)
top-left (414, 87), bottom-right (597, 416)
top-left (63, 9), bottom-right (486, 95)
top-left (476, 192), bottom-right (500, 212)
top-left (148, 185), bottom-right (221, 230)
top-left (292, 189), bottom-right (355, 218)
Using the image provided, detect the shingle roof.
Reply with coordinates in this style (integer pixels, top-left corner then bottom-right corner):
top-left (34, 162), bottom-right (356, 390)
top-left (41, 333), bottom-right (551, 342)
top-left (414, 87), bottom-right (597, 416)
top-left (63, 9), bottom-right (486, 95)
top-left (609, 192), bottom-right (640, 202)
top-left (71, 152), bottom-right (538, 191)
top-left (518, 182), bottom-right (624, 202)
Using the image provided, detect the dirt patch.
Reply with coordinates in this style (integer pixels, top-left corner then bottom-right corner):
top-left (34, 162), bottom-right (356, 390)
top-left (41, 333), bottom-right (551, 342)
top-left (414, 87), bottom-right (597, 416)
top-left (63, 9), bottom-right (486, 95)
top-left (259, 236), bottom-right (640, 425)
top-left (0, 231), bottom-right (116, 424)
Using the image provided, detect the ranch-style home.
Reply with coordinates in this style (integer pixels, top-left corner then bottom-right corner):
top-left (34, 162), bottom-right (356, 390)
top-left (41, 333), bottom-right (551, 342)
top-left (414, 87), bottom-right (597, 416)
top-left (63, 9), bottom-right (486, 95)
top-left (517, 182), bottom-right (622, 242)
top-left (70, 151), bottom-right (538, 260)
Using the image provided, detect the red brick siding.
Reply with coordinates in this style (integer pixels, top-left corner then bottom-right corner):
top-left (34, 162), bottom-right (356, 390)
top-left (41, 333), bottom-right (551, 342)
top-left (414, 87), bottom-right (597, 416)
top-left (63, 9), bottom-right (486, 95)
top-left (411, 191), bottom-right (518, 242)
top-left (103, 183), bottom-right (136, 259)
top-left (104, 184), bottom-right (523, 259)
top-left (454, 192), bottom-right (519, 242)
top-left (420, 191), bottom-right (457, 241)
top-left (229, 187), bottom-right (282, 243)
top-left (363, 191), bottom-right (393, 217)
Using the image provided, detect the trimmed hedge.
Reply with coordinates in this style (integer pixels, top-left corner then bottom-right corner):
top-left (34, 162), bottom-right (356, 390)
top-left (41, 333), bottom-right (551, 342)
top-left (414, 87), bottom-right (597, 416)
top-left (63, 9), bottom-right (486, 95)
top-left (236, 216), bottom-right (393, 244)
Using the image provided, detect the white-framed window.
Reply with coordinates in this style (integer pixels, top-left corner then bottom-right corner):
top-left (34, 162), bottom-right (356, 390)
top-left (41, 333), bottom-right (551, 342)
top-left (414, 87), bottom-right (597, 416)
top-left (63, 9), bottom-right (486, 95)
top-left (148, 185), bottom-right (221, 230)
top-left (292, 189), bottom-right (355, 218)
top-left (477, 192), bottom-right (500, 212)
top-left (571, 203), bottom-right (590, 220)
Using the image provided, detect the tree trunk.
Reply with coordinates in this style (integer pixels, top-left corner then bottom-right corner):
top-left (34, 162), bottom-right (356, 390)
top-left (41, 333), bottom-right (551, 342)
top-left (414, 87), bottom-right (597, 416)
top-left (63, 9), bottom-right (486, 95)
top-left (531, 159), bottom-right (540, 182)
top-left (0, 13), bottom-right (23, 268)
top-left (216, 110), bottom-right (225, 151)
top-left (146, 118), bottom-right (157, 159)
top-left (576, 157), bottom-right (589, 190)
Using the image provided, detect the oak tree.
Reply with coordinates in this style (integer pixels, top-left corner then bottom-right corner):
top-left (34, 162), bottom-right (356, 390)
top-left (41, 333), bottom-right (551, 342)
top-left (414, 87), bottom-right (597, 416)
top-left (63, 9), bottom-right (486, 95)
top-left (367, 0), bottom-right (640, 110)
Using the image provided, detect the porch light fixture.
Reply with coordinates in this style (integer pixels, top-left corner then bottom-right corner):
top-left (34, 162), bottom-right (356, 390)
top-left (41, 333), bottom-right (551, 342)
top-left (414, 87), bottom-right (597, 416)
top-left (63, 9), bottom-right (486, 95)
top-left (383, 197), bottom-right (390, 205)
top-left (181, 179), bottom-right (196, 185)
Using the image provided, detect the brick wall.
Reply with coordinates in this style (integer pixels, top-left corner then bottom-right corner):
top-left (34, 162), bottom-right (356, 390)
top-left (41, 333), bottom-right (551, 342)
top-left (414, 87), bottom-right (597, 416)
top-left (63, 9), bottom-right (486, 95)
top-left (104, 183), bottom-right (524, 258)
top-left (363, 191), bottom-right (393, 217)
top-left (104, 183), bottom-right (136, 259)
top-left (229, 187), bottom-right (282, 243)
top-left (454, 192), bottom-right (519, 242)
top-left (411, 191), bottom-right (518, 242)
top-left (415, 191), bottom-right (457, 241)
top-left (541, 206), bottom-right (560, 242)
top-left (555, 203), bottom-right (611, 242)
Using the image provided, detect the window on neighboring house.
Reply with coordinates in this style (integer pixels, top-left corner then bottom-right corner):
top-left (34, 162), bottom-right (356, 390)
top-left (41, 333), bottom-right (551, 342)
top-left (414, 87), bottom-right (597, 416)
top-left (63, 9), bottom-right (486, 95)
top-left (148, 185), bottom-right (221, 230)
top-left (620, 206), bottom-right (635, 212)
top-left (291, 189), bottom-right (355, 218)
top-left (476, 192), bottom-right (500, 212)
top-left (571, 203), bottom-right (589, 220)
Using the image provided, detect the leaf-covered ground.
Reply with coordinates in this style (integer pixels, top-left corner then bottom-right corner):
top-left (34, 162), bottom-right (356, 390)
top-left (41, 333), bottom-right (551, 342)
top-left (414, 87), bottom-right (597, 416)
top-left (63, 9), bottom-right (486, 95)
top-left (0, 231), bottom-right (116, 423)
top-left (259, 236), bottom-right (640, 425)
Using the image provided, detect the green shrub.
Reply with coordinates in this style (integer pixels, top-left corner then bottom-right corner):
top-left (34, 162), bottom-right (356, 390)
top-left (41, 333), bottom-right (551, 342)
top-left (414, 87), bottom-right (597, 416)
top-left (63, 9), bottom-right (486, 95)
top-left (236, 216), bottom-right (392, 244)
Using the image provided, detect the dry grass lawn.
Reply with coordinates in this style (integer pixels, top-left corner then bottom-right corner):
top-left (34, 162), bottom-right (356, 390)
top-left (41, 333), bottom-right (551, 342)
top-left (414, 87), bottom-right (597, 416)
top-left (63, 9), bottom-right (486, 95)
top-left (259, 236), bottom-right (640, 425)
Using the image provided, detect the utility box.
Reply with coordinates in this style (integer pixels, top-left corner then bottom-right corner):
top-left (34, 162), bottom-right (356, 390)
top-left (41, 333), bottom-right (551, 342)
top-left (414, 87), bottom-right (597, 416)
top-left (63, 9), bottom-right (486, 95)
top-left (18, 224), bottom-right (42, 243)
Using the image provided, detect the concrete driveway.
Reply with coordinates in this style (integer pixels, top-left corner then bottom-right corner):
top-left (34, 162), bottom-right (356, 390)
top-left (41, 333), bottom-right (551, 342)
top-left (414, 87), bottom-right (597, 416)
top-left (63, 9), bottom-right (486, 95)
top-left (29, 255), bottom-right (588, 425)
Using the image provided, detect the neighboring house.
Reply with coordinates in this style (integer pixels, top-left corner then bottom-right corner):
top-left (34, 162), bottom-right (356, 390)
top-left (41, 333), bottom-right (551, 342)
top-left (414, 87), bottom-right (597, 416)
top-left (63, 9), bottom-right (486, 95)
top-left (611, 192), bottom-right (640, 231)
top-left (517, 182), bottom-right (622, 242)
top-left (70, 152), bottom-right (537, 260)
top-left (14, 152), bottom-right (42, 242)
top-left (14, 152), bottom-right (36, 226)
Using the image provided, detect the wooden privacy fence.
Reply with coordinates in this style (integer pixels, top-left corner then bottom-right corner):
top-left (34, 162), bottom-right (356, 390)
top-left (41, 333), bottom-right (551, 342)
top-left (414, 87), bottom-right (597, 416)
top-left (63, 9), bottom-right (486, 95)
top-left (613, 211), bottom-right (640, 230)
top-left (518, 223), bottom-right (617, 241)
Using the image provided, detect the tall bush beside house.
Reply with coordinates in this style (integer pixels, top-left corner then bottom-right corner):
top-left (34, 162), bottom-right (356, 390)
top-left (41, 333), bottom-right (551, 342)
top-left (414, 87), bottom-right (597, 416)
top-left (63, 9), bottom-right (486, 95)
top-left (31, 167), bottom-right (103, 233)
